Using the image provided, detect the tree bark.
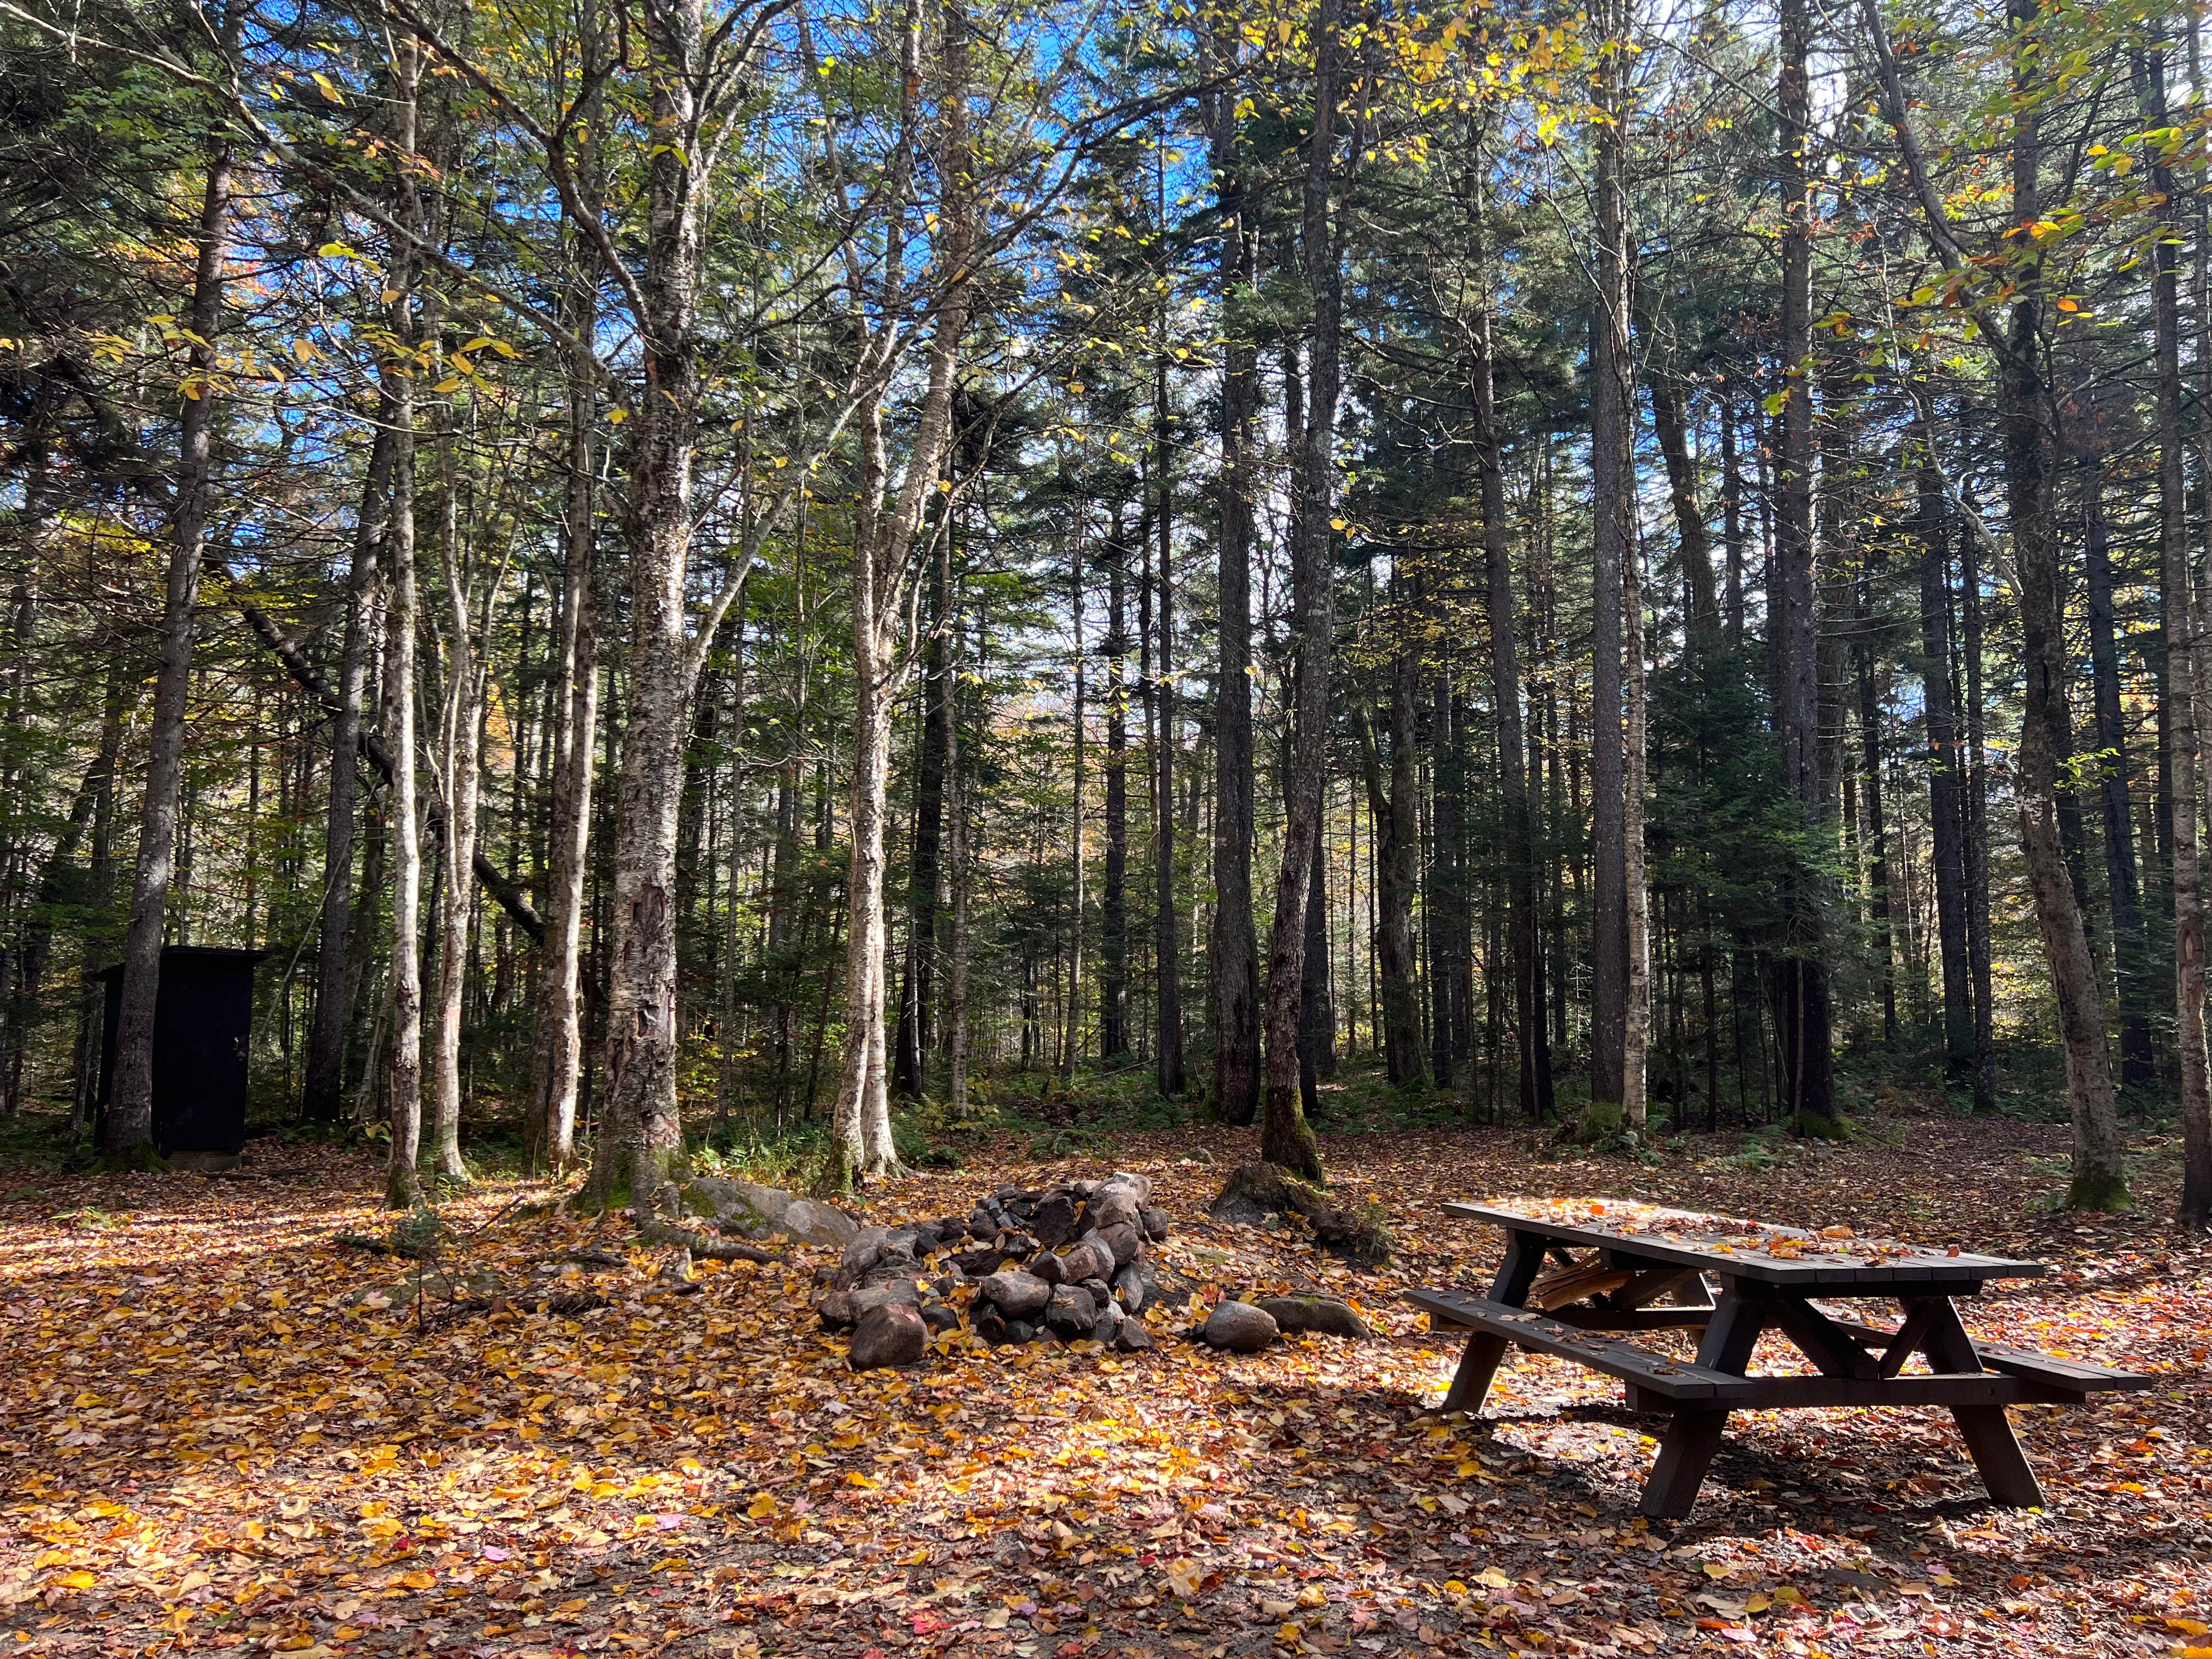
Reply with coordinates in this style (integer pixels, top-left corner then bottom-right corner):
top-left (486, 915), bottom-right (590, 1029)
top-left (1650, 374), bottom-right (1719, 637)
top-left (1586, 0), bottom-right (1632, 1121)
top-left (104, 134), bottom-right (233, 1160)
top-left (303, 404), bottom-right (396, 1121)
top-left (1770, 0), bottom-right (1839, 1136)
top-left (1152, 338), bottom-right (1186, 1096)
top-left (1103, 518), bottom-right (1130, 1058)
top-left (1259, 0), bottom-right (1345, 1183)
top-left (2005, 0), bottom-right (2126, 1208)
top-left (1206, 37), bottom-right (1261, 1124)
top-left (2147, 38), bottom-right (2208, 1224)
top-left (1915, 443), bottom-right (1973, 1085)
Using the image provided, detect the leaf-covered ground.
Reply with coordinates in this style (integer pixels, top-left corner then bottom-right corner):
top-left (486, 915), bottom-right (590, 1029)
top-left (3, 1112), bottom-right (2208, 1659)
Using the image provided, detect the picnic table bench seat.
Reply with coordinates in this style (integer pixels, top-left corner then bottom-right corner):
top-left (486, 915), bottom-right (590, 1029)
top-left (1407, 1287), bottom-right (1748, 1402)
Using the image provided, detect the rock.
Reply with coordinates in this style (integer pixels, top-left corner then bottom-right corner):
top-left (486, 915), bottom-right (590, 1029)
top-left (977, 1270), bottom-right (1052, 1319)
top-left (1086, 1188), bottom-right (1142, 1231)
top-left (1113, 1319), bottom-right (1154, 1353)
top-left (1257, 1295), bottom-right (1372, 1339)
top-left (849, 1304), bottom-right (928, 1370)
top-left (974, 1304), bottom-right (1009, 1344)
top-left (1107, 1170), bottom-right (1154, 1203)
top-left (1044, 1285), bottom-right (1099, 1338)
top-left (1089, 1300), bottom-right (1124, 1343)
top-left (954, 1246), bottom-right (1004, 1277)
top-left (1097, 1221), bottom-right (1143, 1268)
top-left (1026, 1250), bottom-right (1066, 1286)
top-left (842, 1226), bottom-right (890, 1278)
top-left (852, 1279), bottom-right (921, 1317)
top-left (1140, 1206), bottom-right (1173, 1242)
top-left (1005, 1319), bottom-right (1038, 1345)
top-left (1079, 1278), bottom-right (1113, 1306)
top-left (815, 1291), bottom-right (855, 1331)
top-left (681, 1177), bottom-right (794, 1238)
top-left (969, 1204), bottom-right (998, 1237)
top-left (1113, 1263), bottom-right (1147, 1313)
top-left (920, 1302), bottom-right (960, 1333)
top-left (1060, 1237), bottom-right (1114, 1284)
top-left (1203, 1299), bottom-right (1279, 1353)
top-left (778, 1198), bottom-right (859, 1247)
top-left (1030, 1193), bottom-right (1081, 1248)
top-left (884, 1227), bottom-right (924, 1259)
top-left (999, 1231), bottom-right (1040, 1256)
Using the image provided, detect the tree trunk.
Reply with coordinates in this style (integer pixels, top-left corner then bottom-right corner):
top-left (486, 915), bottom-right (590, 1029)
top-left (2078, 408), bottom-right (2154, 1090)
top-left (894, 536), bottom-right (952, 1097)
top-left (2148, 38), bottom-right (2207, 1224)
top-left (1586, 0), bottom-right (1632, 1123)
top-left (1152, 347), bottom-right (1186, 1097)
top-left (1770, 0), bottom-right (1838, 1136)
top-left (2006, 0), bottom-right (2126, 1209)
top-left (1915, 444), bottom-right (1973, 1085)
top-left (103, 137), bottom-right (233, 1160)
top-left (946, 610), bottom-right (976, 1112)
top-left (1259, 0), bottom-right (1344, 1183)
top-left (586, 0), bottom-right (708, 1211)
top-left (429, 390), bottom-right (479, 1184)
top-left (303, 406), bottom-right (396, 1121)
top-left (383, 359), bottom-right (425, 1208)
top-left (1623, 517), bottom-right (1651, 1133)
top-left (1206, 42), bottom-right (1261, 1124)
top-left (1354, 684), bottom-right (1422, 1087)
top-left (1650, 374), bottom-right (1719, 637)
top-left (1103, 519), bottom-right (1130, 1058)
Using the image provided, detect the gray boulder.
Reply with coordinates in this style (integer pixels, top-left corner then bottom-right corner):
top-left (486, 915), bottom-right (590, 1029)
top-left (1114, 1319), bottom-right (1154, 1353)
top-left (1203, 1299), bottom-right (1279, 1353)
top-left (852, 1278), bottom-right (921, 1317)
top-left (1139, 1206), bottom-right (1173, 1242)
top-left (1060, 1236), bottom-right (1114, 1284)
top-left (1086, 1187), bottom-right (1143, 1231)
top-left (1257, 1295), bottom-right (1372, 1340)
top-left (1097, 1221), bottom-right (1143, 1268)
top-left (1026, 1250), bottom-right (1066, 1286)
top-left (815, 1290), bottom-right (855, 1331)
top-left (977, 1269), bottom-right (1052, 1319)
top-left (1113, 1263), bottom-right (1148, 1313)
top-left (682, 1177), bottom-right (794, 1239)
top-left (841, 1226), bottom-right (890, 1278)
top-left (849, 1304), bottom-right (928, 1370)
top-left (778, 1198), bottom-right (859, 1247)
top-left (1044, 1284), bottom-right (1099, 1338)
top-left (1030, 1192), bottom-right (1081, 1248)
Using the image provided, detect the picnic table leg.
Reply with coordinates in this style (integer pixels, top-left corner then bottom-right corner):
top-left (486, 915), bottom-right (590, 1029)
top-left (1641, 1411), bottom-right (1730, 1519)
top-left (1636, 1289), bottom-right (1764, 1519)
top-left (1438, 1232), bottom-right (1545, 1414)
top-left (1915, 1298), bottom-right (2045, 1508)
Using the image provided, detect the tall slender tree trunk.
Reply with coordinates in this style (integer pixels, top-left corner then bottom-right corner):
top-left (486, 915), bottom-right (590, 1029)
top-left (1770, 0), bottom-right (1838, 1135)
top-left (2078, 406), bottom-right (2154, 1090)
top-left (587, 0), bottom-right (709, 1210)
top-left (1103, 520), bottom-right (1130, 1058)
top-left (894, 537), bottom-right (952, 1097)
top-left (1152, 344), bottom-right (1186, 1096)
top-left (1066, 537), bottom-right (1086, 1073)
top-left (304, 409), bottom-right (396, 1120)
top-left (1206, 43), bottom-right (1261, 1124)
top-left (2148, 38), bottom-right (2208, 1224)
top-left (2005, 0), bottom-right (2126, 1207)
top-left (946, 611), bottom-right (976, 1111)
top-left (1623, 519), bottom-right (1651, 1132)
top-left (429, 393), bottom-right (479, 1183)
top-left (1857, 580), bottom-right (1897, 1042)
top-left (1915, 443), bottom-right (1973, 1084)
top-left (1586, 0), bottom-right (1633, 1124)
top-left (1259, 0), bottom-right (1345, 1182)
top-left (104, 134), bottom-right (234, 1160)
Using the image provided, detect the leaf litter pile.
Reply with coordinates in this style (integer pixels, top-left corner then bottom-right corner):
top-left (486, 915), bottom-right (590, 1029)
top-left (3, 1115), bottom-right (2208, 1659)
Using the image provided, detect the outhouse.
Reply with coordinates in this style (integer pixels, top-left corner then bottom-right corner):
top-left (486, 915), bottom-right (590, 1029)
top-left (96, 946), bottom-right (266, 1159)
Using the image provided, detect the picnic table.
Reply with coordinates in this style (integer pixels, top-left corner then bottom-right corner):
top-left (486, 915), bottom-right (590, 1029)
top-left (1409, 1199), bottom-right (2151, 1519)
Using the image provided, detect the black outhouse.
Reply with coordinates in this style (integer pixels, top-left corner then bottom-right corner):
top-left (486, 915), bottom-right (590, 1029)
top-left (96, 946), bottom-right (266, 1157)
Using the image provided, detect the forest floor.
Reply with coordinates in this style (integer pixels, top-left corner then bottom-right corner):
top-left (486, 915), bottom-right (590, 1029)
top-left (1, 1105), bottom-right (2207, 1659)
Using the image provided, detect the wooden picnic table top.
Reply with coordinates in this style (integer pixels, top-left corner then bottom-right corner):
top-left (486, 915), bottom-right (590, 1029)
top-left (1442, 1199), bottom-right (2047, 1289)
